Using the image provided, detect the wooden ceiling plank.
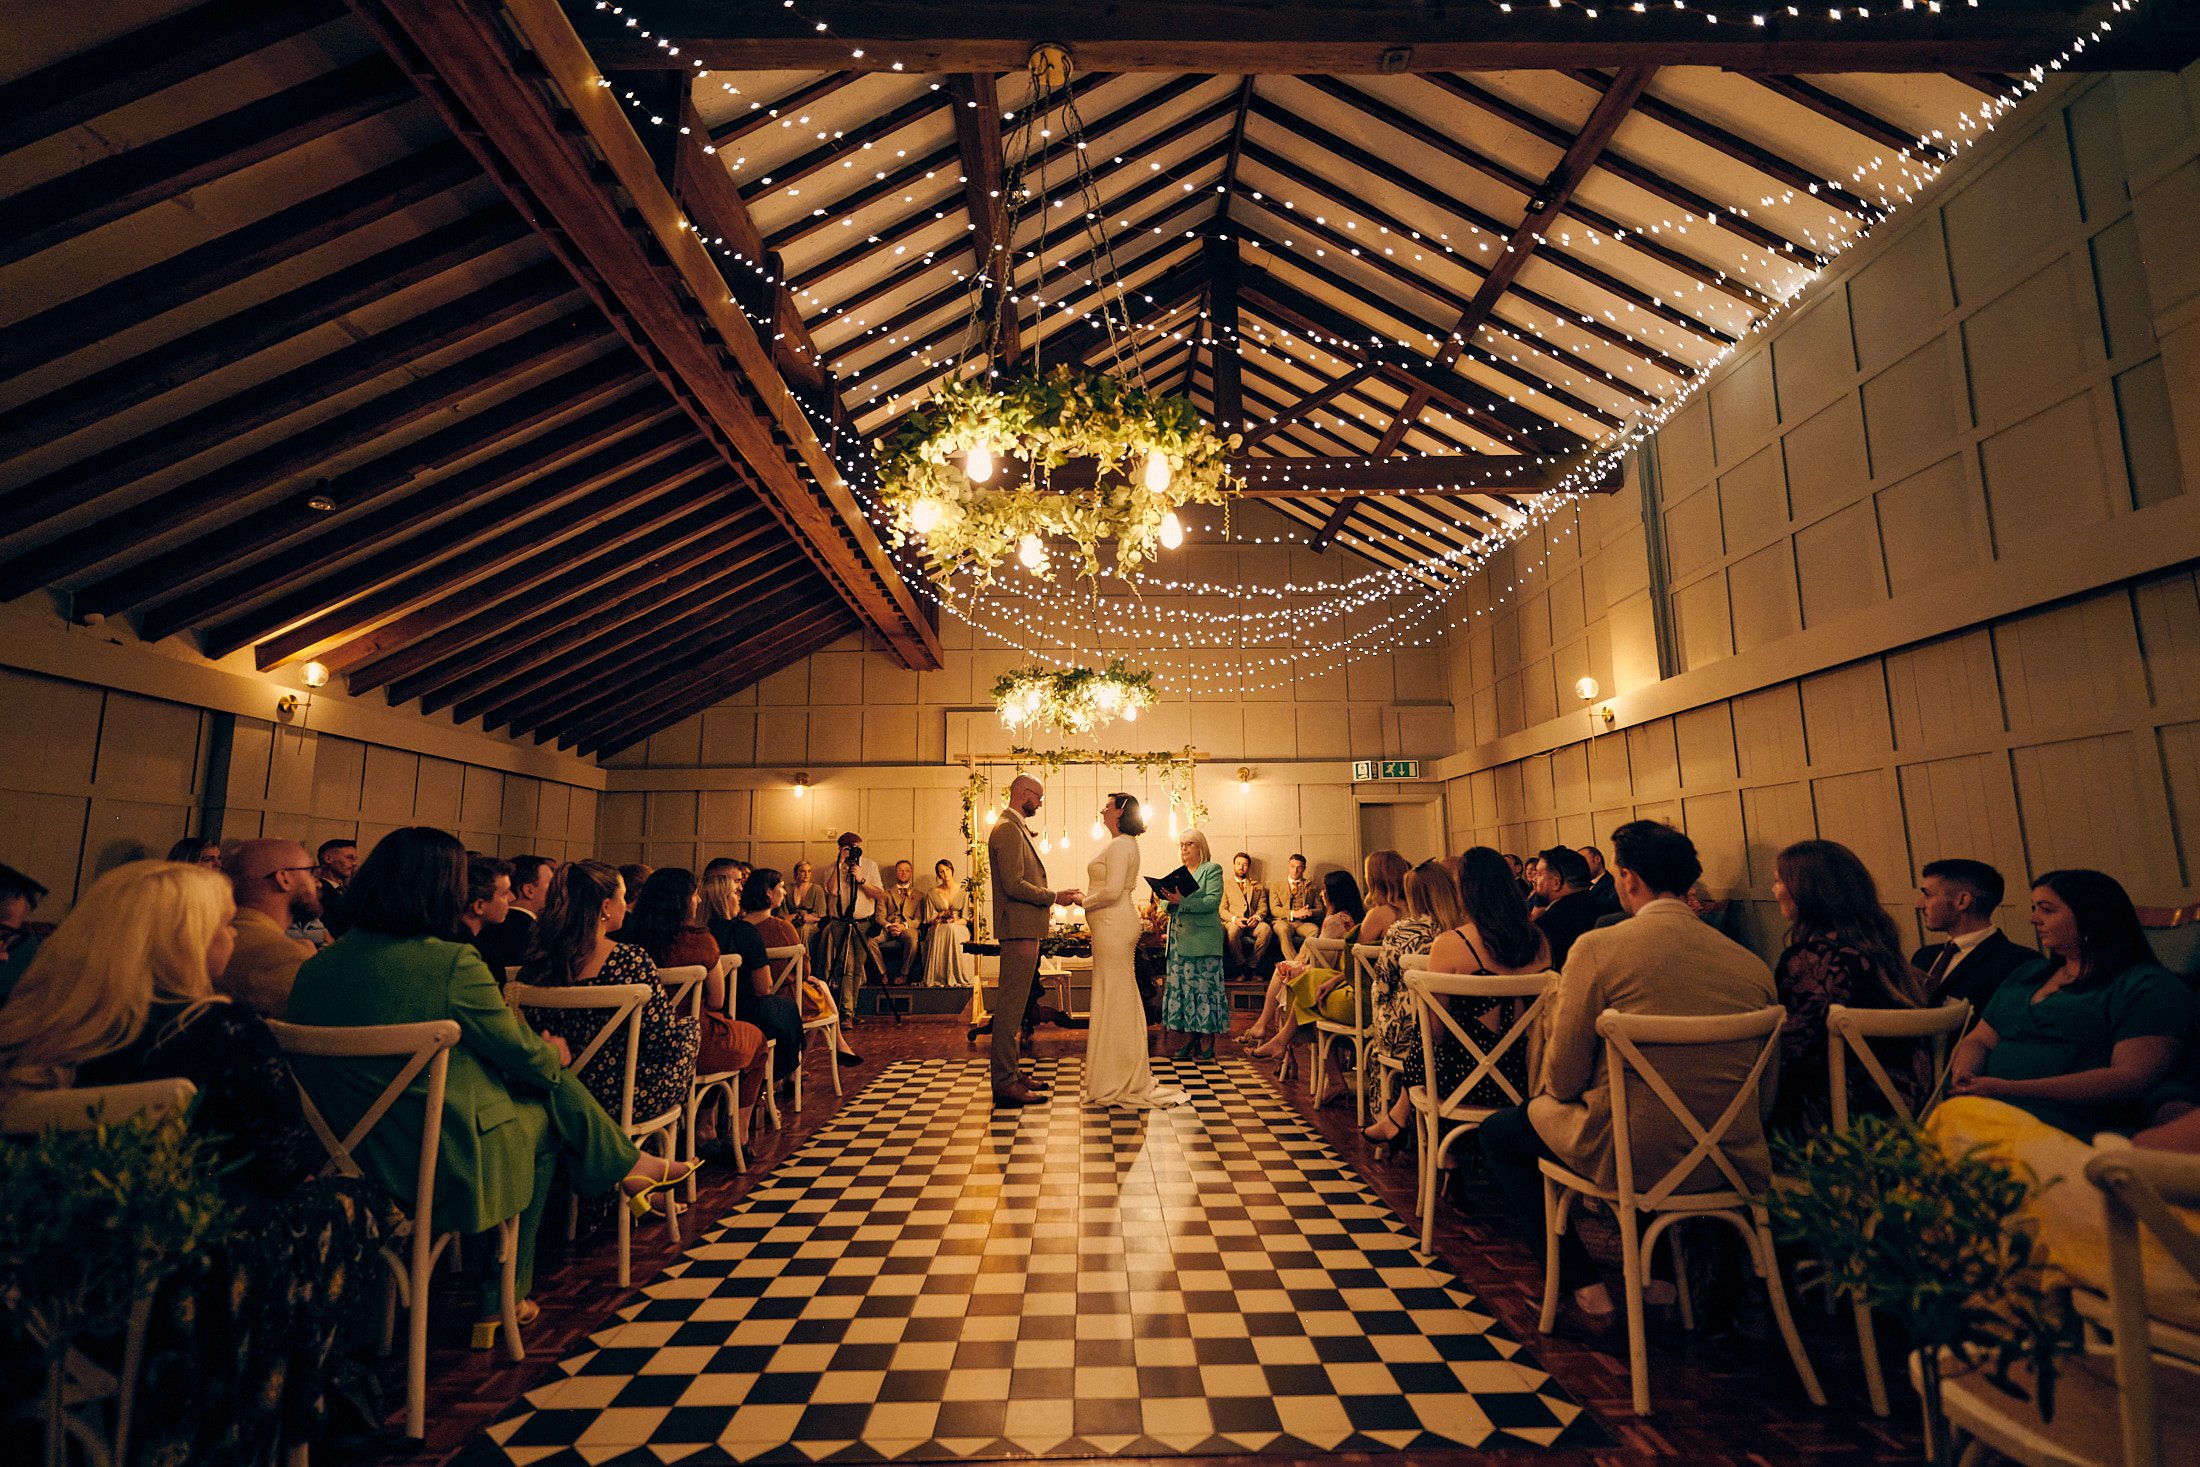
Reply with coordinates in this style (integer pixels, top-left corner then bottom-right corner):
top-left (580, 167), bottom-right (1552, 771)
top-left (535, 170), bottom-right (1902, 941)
top-left (0, 140), bottom-right (476, 384)
top-left (0, 207), bottom-right (526, 462)
top-left (737, 86), bottom-right (951, 206)
top-left (1311, 384), bottom-right (1425, 551)
top-left (709, 72), bottom-right (863, 146)
top-left (0, 0), bottom-right (343, 158)
top-left (86, 356), bottom-right (641, 622)
top-left (358, 0), bottom-right (938, 668)
top-left (1434, 66), bottom-right (1656, 372)
top-left (577, 608), bottom-right (858, 756)
top-left (559, 600), bottom-right (853, 751)
top-left (0, 55), bottom-right (416, 271)
top-left (1238, 365), bottom-right (1375, 448)
top-left (1754, 74), bottom-right (1952, 160)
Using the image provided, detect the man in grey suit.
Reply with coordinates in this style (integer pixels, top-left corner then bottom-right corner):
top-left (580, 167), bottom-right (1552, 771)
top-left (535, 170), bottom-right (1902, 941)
top-left (987, 775), bottom-right (1082, 1107)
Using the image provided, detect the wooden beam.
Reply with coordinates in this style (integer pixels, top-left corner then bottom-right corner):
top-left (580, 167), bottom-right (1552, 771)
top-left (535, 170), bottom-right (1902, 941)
top-left (572, 2), bottom-right (2170, 75)
top-left (1237, 366), bottom-right (1374, 448)
top-left (738, 86), bottom-right (948, 205)
top-left (1309, 384), bottom-right (1423, 552)
top-left (1754, 74), bottom-right (1953, 160)
top-left (1236, 448), bottom-right (1621, 497)
top-left (354, 0), bottom-right (938, 670)
top-left (1204, 234), bottom-right (1243, 434)
top-left (945, 72), bottom-right (1016, 369)
top-left (1435, 66), bottom-right (1655, 372)
top-left (577, 608), bottom-right (858, 756)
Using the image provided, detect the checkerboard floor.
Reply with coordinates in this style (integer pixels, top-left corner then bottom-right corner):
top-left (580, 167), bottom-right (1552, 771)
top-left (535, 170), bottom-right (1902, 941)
top-left (458, 1057), bottom-right (1606, 1465)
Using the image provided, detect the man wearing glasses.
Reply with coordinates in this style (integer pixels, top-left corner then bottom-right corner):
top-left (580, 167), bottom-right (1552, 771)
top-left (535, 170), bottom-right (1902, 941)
top-left (217, 838), bottom-right (323, 1017)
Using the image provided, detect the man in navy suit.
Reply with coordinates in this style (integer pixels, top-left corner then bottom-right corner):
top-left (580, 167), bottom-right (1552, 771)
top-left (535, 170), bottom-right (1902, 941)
top-left (1912, 858), bottom-right (2034, 1006)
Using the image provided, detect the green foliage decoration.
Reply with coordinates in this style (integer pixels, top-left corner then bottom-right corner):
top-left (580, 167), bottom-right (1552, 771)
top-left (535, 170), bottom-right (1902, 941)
top-left (992, 659), bottom-right (1158, 737)
top-left (1761, 1115), bottom-right (2082, 1465)
top-left (875, 365), bottom-right (1239, 583)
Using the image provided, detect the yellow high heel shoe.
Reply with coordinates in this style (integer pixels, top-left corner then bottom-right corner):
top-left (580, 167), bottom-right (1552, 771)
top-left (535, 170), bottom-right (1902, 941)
top-left (469, 1298), bottom-right (541, 1351)
top-left (626, 1159), bottom-right (704, 1219)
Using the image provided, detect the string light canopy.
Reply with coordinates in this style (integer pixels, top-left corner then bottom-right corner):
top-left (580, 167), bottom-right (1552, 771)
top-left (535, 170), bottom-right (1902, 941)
top-left (872, 43), bottom-right (1239, 584)
top-left (993, 658), bottom-right (1158, 735)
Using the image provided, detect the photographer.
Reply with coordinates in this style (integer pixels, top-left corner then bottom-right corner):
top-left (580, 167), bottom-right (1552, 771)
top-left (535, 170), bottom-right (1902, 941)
top-left (817, 830), bottom-right (886, 1018)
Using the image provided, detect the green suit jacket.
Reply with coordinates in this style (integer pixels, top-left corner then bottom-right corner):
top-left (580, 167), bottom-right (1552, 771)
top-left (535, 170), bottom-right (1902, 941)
top-left (285, 931), bottom-right (573, 1234)
top-left (1167, 861), bottom-right (1226, 959)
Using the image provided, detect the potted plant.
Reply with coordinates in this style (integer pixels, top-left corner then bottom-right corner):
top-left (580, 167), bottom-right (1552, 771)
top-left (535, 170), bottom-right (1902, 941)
top-left (1762, 1115), bottom-right (2081, 1465)
top-left (0, 1105), bottom-right (231, 1466)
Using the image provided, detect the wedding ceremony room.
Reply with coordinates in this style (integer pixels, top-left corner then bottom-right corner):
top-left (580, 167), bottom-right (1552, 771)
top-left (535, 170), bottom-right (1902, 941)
top-left (7, 2), bottom-right (2200, 1465)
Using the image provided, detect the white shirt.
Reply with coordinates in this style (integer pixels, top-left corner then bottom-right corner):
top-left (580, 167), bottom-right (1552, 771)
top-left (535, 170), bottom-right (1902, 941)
top-left (1934, 924), bottom-right (1996, 978)
top-left (825, 855), bottom-right (880, 922)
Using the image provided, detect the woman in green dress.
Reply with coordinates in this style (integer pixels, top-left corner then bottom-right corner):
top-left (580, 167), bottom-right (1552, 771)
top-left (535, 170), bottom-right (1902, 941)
top-left (1161, 829), bottom-right (1228, 1061)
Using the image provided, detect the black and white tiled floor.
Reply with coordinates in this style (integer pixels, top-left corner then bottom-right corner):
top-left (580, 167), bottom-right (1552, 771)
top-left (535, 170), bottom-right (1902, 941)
top-left (460, 1057), bottom-right (1604, 1464)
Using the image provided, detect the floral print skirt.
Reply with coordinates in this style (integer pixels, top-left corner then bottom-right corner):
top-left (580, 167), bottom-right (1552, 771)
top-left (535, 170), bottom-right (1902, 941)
top-left (1163, 952), bottom-right (1229, 1035)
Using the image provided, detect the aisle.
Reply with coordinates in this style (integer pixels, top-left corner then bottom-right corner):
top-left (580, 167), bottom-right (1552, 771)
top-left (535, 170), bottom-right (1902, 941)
top-left (460, 1056), bottom-right (1601, 1464)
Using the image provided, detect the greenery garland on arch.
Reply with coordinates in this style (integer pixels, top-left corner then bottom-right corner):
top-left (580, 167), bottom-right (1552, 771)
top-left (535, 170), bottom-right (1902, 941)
top-left (992, 659), bottom-right (1157, 736)
top-left (876, 366), bottom-right (1238, 584)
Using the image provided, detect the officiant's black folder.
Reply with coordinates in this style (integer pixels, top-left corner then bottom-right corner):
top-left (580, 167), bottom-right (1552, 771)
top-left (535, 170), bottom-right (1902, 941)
top-left (1146, 866), bottom-right (1194, 898)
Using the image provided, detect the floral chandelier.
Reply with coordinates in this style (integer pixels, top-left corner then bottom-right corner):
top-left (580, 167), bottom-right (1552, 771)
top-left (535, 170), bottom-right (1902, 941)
top-left (993, 659), bottom-right (1156, 736)
top-left (875, 43), bottom-right (1238, 586)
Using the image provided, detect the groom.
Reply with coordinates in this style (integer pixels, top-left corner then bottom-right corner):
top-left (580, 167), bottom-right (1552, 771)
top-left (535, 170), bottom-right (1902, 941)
top-left (988, 774), bottom-right (1081, 1107)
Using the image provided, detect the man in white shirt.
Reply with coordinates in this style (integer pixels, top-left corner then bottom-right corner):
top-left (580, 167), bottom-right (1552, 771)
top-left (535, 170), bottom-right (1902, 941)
top-left (818, 831), bottom-right (886, 1017)
top-left (1911, 858), bottom-right (2032, 1006)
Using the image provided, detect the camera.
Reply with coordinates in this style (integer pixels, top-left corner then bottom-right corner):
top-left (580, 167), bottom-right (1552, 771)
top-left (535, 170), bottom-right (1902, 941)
top-left (843, 844), bottom-right (863, 864)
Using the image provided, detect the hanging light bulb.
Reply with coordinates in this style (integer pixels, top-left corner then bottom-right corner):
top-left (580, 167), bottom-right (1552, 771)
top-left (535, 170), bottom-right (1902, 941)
top-left (1017, 534), bottom-right (1046, 570)
top-left (984, 809), bottom-right (998, 826)
top-left (908, 497), bottom-right (944, 534)
top-left (1167, 809), bottom-right (1179, 840)
top-left (1143, 447), bottom-right (1171, 492)
top-left (1139, 802), bottom-right (1153, 823)
top-left (1093, 681), bottom-right (1122, 711)
top-left (1037, 834), bottom-right (1052, 854)
top-left (1121, 703), bottom-right (1137, 723)
top-left (1091, 818), bottom-right (1107, 841)
top-left (966, 443), bottom-right (995, 483)
top-left (1158, 509), bottom-right (1184, 550)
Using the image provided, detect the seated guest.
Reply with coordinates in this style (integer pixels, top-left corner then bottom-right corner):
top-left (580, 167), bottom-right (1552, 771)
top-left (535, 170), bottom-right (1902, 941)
top-left (1361, 849), bottom-right (1409, 946)
top-left (460, 853), bottom-right (513, 943)
top-left (518, 861), bottom-right (699, 1129)
top-left (1481, 821), bottom-right (1780, 1324)
top-left (613, 863), bottom-right (653, 933)
top-left (1242, 870), bottom-right (1366, 1067)
top-left (1523, 854), bottom-right (1547, 912)
top-left (1220, 851), bottom-right (1277, 976)
top-left (166, 836), bottom-right (222, 868)
top-left (1364, 848), bottom-right (1551, 1145)
top-left (0, 861), bottom-right (49, 1002)
top-left (1276, 853), bottom-right (1326, 963)
top-left (477, 853), bottom-right (554, 976)
top-left (0, 859), bottom-right (392, 1463)
top-left (625, 867), bottom-right (722, 971)
top-left (625, 866), bottom-right (766, 1161)
top-left (217, 838), bottom-right (322, 1016)
top-left (1948, 868), bottom-right (2190, 1137)
top-left (1505, 852), bottom-right (1532, 904)
top-left (1580, 845), bottom-right (1619, 913)
top-left (715, 868), bottom-right (828, 1085)
top-left (1532, 846), bottom-right (1604, 969)
top-left (878, 859), bottom-right (922, 983)
top-left (781, 858), bottom-right (825, 944)
top-left (1769, 840), bottom-right (1929, 1137)
top-left (761, 868), bottom-right (858, 1062)
top-left (286, 828), bottom-right (690, 1344)
top-left (919, 858), bottom-right (972, 987)
top-left (1913, 858), bottom-right (2033, 1005)
top-left (1365, 861), bottom-right (1464, 1092)
top-left (700, 862), bottom-right (743, 954)
top-left (315, 838), bottom-right (358, 936)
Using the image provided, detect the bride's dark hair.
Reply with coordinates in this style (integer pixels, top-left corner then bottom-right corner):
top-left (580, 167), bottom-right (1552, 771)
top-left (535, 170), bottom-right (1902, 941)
top-left (1109, 793), bottom-right (1145, 837)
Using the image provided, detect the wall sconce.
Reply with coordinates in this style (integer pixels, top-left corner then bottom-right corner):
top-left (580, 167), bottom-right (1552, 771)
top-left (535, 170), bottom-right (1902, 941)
top-left (1236, 765), bottom-right (1254, 794)
top-left (276, 693), bottom-right (301, 719)
top-left (792, 773), bottom-right (810, 799)
top-left (1597, 705), bottom-right (1617, 728)
top-left (1574, 676), bottom-right (1600, 702)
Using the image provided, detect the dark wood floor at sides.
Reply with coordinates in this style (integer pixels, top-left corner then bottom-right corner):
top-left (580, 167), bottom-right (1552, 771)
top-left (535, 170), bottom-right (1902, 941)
top-left (337, 1014), bottom-right (1922, 1467)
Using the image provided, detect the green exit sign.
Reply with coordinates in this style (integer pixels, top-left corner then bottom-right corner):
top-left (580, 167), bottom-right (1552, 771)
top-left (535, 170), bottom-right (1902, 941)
top-left (1352, 759), bottom-right (1420, 781)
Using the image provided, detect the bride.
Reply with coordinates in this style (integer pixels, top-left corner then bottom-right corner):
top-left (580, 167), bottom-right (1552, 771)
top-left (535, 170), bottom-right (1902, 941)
top-left (1082, 793), bottom-right (1187, 1108)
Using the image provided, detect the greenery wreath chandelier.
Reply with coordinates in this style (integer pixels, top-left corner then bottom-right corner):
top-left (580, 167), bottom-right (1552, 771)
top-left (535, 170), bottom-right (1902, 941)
top-left (993, 658), bottom-right (1157, 736)
top-left (874, 42), bottom-right (1239, 586)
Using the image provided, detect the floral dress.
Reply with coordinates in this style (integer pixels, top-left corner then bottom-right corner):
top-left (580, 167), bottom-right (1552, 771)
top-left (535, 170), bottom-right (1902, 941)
top-left (1368, 914), bottom-right (1439, 1069)
top-left (523, 943), bottom-right (699, 1124)
top-left (1771, 934), bottom-right (1929, 1138)
top-left (1397, 929), bottom-right (1539, 1110)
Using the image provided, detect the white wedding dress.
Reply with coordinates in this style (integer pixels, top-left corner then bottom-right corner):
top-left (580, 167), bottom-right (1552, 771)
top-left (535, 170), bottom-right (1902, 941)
top-left (1081, 833), bottom-right (1187, 1108)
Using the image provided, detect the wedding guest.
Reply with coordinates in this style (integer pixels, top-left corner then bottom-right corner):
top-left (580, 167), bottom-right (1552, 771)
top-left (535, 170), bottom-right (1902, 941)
top-left (759, 868), bottom-right (856, 1063)
top-left (166, 836), bottom-right (222, 868)
top-left (478, 853), bottom-right (554, 975)
top-left (612, 863), bottom-right (652, 933)
top-left (1533, 846), bottom-right (1604, 969)
top-left (1276, 853), bottom-right (1325, 962)
top-left (1506, 852), bottom-right (1533, 904)
top-left (461, 853), bottom-right (513, 940)
top-left (316, 838), bottom-right (358, 936)
top-left (625, 866), bottom-right (766, 1160)
top-left (1363, 861), bottom-right (1463, 1122)
top-left (625, 867), bottom-right (721, 971)
top-left (1220, 851), bottom-right (1276, 976)
top-left (878, 859), bottom-right (922, 983)
top-left (1524, 854), bottom-right (1547, 913)
top-left (700, 863), bottom-right (743, 954)
top-left (1768, 840), bottom-right (1929, 1137)
top-left (781, 857), bottom-right (825, 943)
top-left (217, 838), bottom-right (321, 1017)
top-left (0, 861), bottom-right (49, 1002)
top-left (286, 828), bottom-right (690, 1345)
top-left (919, 858), bottom-right (972, 987)
top-left (1364, 848), bottom-right (1551, 1147)
top-left (1162, 830), bottom-right (1228, 1061)
top-left (1580, 845), bottom-right (1618, 912)
top-left (1913, 858), bottom-right (2032, 1005)
top-left (1480, 821), bottom-right (1779, 1326)
top-left (1948, 868), bottom-right (2189, 1137)
top-left (1361, 849), bottom-right (1409, 946)
top-left (716, 867), bottom-right (836, 1084)
top-left (517, 861), bottom-right (699, 1128)
top-left (1242, 870), bottom-right (1369, 1080)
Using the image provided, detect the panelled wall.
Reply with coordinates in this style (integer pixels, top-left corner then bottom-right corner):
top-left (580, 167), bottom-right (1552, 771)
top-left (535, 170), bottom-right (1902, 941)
top-left (598, 530), bottom-right (1456, 884)
top-left (1442, 65), bottom-right (2200, 963)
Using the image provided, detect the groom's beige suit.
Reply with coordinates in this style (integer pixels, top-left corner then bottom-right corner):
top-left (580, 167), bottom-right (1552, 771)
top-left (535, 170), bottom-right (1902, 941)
top-left (987, 805), bottom-right (1055, 1091)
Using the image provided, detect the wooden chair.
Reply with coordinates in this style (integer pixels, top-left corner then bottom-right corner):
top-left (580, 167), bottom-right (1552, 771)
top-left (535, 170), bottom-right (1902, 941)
top-left (1537, 1005), bottom-right (1824, 1415)
top-left (1825, 998), bottom-right (1975, 1415)
top-left (1313, 941), bottom-right (1385, 1124)
top-left (264, 1019), bottom-right (501, 1442)
top-left (681, 954), bottom-right (755, 1192)
top-left (2136, 903), bottom-right (2200, 979)
top-left (4, 1079), bottom-right (196, 1467)
top-left (767, 943), bottom-right (841, 1113)
top-left (1925, 1148), bottom-right (2200, 1466)
top-left (507, 982), bottom-right (682, 1287)
top-left (1402, 966), bottom-right (1558, 1252)
top-left (1291, 935), bottom-right (1344, 1102)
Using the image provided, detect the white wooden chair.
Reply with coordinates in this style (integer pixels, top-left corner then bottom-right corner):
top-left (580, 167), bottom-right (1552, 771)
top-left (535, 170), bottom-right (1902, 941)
top-left (1312, 941), bottom-right (1384, 1124)
top-left (264, 1019), bottom-right (508, 1442)
top-left (768, 943), bottom-right (841, 1112)
top-left (1403, 966), bottom-right (1558, 1252)
top-left (1924, 1148), bottom-right (2200, 1466)
top-left (1292, 935), bottom-right (1344, 1100)
top-left (1825, 998), bottom-right (1973, 1415)
top-left (4, 1079), bottom-right (197, 1467)
top-left (507, 982), bottom-right (682, 1287)
top-left (680, 954), bottom-right (755, 1192)
top-left (1537, 1005), bottom-right (1824, 1415)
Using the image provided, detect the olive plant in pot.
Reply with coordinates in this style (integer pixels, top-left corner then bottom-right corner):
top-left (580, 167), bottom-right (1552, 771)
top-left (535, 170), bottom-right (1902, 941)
top-left (0, 1105), bottom-right (232, 1467)
top-left (1762, 1114), bottom-right (2081, 1465)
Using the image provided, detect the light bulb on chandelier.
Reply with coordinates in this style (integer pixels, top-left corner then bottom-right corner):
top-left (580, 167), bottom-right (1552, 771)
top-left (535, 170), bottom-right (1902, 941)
top-left (966, 443), bottom-right (995, 484)
top-left (1121, 703), bottom-right (1137, 723)
top-left (1158, 509), bottom-right (1184, 551)
top-left (1143, 448), bottom-right (1172, 493)
top-left (908, 497), bottom-right (944, 534)
top-left (1017, 534), bottom-right (1047, 571)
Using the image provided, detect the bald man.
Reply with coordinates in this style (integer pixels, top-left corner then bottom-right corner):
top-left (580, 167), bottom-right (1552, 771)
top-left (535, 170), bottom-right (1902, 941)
top-left (220, 838), bottom-right (322, 1016)
top-left (986, 775), bottom-right (1082, 1105)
